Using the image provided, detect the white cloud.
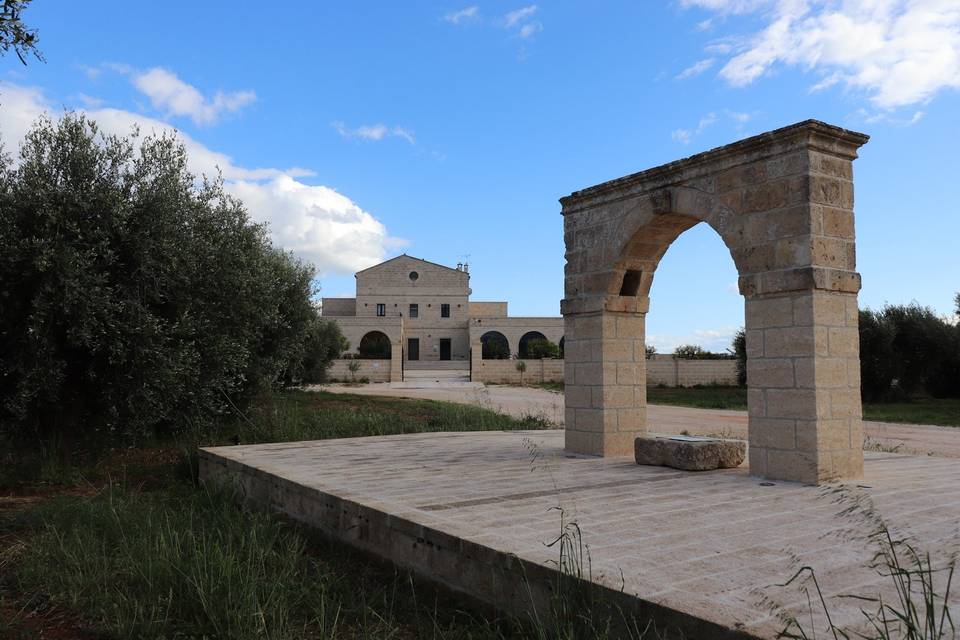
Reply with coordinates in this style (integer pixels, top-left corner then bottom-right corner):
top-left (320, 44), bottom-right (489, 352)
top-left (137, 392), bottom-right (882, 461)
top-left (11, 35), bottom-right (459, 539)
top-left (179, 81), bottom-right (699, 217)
top-left (676, 57), bottom-right (716, 80)
top-left (74, 93), bottom-right (104, 108)
top-left (519, 21), bottom-right (543, 38)
top-left (647, 327), bottom-right (740, 354)
top-left (504, 5), bottom-right (538, 27)
top-left (132, 67), bottom-right (256, 126)
top-left (75, 63), bottom-right (103, 80)
top-left (229, 176), bottom-right (398, 274)
top-left (0, 82), bottom-right (399, 276)
top-left (683, 0), bottom-right (960, 109)
top-left (671, 112), bottom-right (718, 144)
top-left (332, 121), bottom-right (416, 144)
top-left (443, 6), bottom-right (479, 24)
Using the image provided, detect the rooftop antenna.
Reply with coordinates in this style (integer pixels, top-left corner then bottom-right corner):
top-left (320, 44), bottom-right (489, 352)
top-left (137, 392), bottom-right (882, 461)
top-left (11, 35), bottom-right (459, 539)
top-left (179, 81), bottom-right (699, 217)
top-left (460, 254), bottom-right (470, 273)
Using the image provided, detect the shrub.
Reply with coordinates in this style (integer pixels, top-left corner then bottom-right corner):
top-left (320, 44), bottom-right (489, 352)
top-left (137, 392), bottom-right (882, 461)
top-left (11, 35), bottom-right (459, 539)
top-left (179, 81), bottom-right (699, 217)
top-left (515, 360), bottom-right (527, 385)
top-left (858, 303), bottom-right (960, 401)
top-left (645, 344), bottom-right (656, 359)
top-left (357, 332), bottom-right (391, 359)
top-left (731, 329), bottom-right (746, 387)
top-left (524, 338), bottom-right (560, 359)
top-left (0, 114), bottom-right (342, 445)
top-left (480, 333), bottom-right (510, 359)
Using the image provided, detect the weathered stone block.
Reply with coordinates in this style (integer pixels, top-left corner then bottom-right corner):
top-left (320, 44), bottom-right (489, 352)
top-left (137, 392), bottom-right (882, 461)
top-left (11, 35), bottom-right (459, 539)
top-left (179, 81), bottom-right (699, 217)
top-left (634, 437), bottom-right (746, 471)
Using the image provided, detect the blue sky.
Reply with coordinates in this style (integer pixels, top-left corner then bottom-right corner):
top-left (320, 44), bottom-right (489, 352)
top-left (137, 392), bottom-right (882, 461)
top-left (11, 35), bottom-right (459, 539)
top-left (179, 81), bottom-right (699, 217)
top-left (2, 1), bottom-right (959, 352)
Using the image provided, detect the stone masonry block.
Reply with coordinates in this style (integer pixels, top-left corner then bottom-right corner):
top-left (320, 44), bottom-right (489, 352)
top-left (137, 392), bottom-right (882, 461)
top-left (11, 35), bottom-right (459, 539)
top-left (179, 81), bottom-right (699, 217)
top-left (765, 389), bottom-right (817, 419)
top-left (811, 237), bottom-right (855, 270)
top-left (747, 357), bottom-right (794, 388)
top-left (616, 407), bottom-right (646, 432)
top-left (748, 418), bottom-right (797, 450)
top-left (565, 384), bottom-right (592, 409)
top-left (575, 362), bottom-right (602, 386)
top-left (796, 418), bottom-right (854, 451)
top-left (821, 207), bottom-right (855, 239)
top-left (765, 449), bottom-right (819, 484)
top-left (763, 326), bottom-right (816, 358)
top-left (810, 151), bottom-right (853, 180)
top-left (748, 388), bottom-right (766, 417)
top-left (635, 436), bottom-right (746, 471)
top-left (828, 327), bottom-right (859, 357)
top-left (746, 296), bottom-right (793, 329)
top-left (746, 329), bottom-right (764, 357)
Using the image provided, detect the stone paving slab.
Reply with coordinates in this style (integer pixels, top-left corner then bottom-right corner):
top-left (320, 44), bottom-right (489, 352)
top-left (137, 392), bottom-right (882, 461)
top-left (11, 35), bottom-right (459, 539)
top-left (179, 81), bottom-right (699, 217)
top-left (200, 430), bottom-right (960, 639)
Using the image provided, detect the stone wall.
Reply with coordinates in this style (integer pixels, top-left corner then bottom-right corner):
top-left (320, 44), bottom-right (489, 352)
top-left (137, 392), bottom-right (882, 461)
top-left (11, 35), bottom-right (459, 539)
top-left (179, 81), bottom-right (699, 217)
top-left (476, 359), bottom-right (564, 384)
top-left (474, 358), bottom-right (735, 386)
top-left (469, 301), bottom-right (509, 318)
top-left (646, 358), bottom-right (738, 386)
top-left (321, 297), bottom-right (356, 317)
top-left (328, 359), bottom-right (392, 383)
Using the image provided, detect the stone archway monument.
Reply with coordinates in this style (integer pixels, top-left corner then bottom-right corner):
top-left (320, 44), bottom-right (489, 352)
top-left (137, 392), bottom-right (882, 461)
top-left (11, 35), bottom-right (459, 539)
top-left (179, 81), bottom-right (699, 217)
top-left (561, 120), bottom-right (869, 484)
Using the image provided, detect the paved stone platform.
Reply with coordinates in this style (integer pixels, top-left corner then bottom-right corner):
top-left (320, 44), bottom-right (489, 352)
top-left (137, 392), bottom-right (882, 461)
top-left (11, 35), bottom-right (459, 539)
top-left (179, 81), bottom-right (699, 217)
top-left (200, 430), bottom-right (960, 639)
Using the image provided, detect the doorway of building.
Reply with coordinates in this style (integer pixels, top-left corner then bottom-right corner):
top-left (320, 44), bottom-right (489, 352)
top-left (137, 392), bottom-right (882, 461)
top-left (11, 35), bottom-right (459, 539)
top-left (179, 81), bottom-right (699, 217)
top-left (408, 338), bottom-right (419, 361)
top-left (439, 338), bottom-right (451, 361)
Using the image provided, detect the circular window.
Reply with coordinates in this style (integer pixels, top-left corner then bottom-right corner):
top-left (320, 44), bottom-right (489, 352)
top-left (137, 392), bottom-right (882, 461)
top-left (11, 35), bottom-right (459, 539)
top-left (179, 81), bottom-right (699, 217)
top-left (409, 271), bottom-right (419, 281)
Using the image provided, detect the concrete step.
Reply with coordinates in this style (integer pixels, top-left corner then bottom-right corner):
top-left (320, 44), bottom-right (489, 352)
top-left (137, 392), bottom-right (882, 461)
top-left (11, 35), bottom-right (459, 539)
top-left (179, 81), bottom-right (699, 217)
top-left (392, 378), bottom-right (482, 389)
top-left (403, 361), bottom-right (470, 371)
top-left (403, 369), bottom-right (471, 380)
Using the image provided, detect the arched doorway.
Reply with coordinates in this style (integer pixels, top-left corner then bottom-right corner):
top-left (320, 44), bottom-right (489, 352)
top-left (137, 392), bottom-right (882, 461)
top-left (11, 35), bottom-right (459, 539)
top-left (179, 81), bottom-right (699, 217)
top-left (480, 331), bottom-right (510, 359)
top-left (518, 331), bottom-right (548, 359)
top-left (358, 331), bottom-right (392, 359)
top-left (560, 120), bottom-right (869, 484)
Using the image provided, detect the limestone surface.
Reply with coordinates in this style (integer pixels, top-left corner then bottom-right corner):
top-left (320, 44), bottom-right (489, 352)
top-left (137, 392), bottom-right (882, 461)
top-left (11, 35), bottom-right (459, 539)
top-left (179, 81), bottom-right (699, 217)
top-left (634, 436), bottom-right (746, 471)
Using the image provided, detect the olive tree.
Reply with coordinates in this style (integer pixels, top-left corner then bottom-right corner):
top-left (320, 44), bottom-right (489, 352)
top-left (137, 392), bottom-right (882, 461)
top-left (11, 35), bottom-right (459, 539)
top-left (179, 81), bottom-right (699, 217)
top-left (0, 114), bottom-right (343, 445)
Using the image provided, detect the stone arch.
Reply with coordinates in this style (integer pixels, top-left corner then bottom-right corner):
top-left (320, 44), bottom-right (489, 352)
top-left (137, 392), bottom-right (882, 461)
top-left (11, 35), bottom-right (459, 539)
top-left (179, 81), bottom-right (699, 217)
top-left (358, 331), bottom-right (392, 359)
top-left (480, 331), bottom-right (510, 360)
top-left (560, 120), bottom-right (869, 484)
top-left (518, 331), bottom-right (548, 358)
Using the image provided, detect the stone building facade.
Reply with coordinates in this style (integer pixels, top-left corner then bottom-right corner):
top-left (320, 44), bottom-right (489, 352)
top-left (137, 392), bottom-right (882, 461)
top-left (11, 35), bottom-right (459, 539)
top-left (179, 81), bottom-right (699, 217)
top-left (321, 255), bottom-right (564, 378)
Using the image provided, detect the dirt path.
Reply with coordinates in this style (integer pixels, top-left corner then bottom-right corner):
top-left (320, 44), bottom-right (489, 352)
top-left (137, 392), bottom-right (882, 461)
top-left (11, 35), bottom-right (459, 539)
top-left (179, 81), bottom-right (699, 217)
top-left (317, 383), bottom-right (960, 458)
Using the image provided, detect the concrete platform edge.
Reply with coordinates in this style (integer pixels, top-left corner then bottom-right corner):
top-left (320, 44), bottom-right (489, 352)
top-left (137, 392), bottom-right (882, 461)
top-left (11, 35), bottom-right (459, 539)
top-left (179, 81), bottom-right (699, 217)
top-left (198, 446), bottom-right (761, 640)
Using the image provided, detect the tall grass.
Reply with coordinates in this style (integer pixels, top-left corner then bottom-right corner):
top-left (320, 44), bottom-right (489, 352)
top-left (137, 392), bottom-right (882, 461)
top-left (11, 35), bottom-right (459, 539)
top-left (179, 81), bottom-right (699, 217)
top-left (9, 483), bottom-right (517, 639)
top-left (213, 390), bottom-right (551, 445)
top-left (772, 488), bottom-right (957, 640)
top-left (13, 485), bottom-right (335, 639)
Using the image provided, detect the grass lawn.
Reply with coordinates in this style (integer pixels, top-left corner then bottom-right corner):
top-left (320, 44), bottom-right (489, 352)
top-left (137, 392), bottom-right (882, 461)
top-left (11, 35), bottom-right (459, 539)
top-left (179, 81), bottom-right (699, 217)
top-left (2, 390), bottom-right (605, 640)
top-left (538, 383), bottom-right (960, 427)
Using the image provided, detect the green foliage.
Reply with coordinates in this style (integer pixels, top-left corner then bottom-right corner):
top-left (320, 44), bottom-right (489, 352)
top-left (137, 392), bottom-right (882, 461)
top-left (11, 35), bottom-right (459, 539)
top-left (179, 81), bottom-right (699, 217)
top-left (480, 333), bottom-right (510, 359)
top-left (731, 329), bottom-right (747, 387)
top-left (357, 332), bottom-right (391, 359)
top-left (524, 338), bottom-right (560, 359)
top-left (645, 344), bottom-right (656, 359)
top-left (515, 359), bottom-right (527, 384)
top-left (0, 114), bottom-right (342, 444)
top-left (674, 344), bottom-right (735, 360)
top-left (346, 359), bottom-right (360, 382)
top-left (0, 0), bottom-right (42, 64)
top-left (859, 304), bottom-right (960, 401)
top-left (15, 486), bottom-right (335, 640)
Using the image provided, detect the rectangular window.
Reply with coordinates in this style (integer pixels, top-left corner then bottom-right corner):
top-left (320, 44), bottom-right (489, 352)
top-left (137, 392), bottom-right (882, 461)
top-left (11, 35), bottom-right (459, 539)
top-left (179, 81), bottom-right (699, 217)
top-left (376, 303), bottom-right (385, 317)
top-left (409, 304), bottom-right (418, 318)
top-left (441, 303), bottom-right (450, 318)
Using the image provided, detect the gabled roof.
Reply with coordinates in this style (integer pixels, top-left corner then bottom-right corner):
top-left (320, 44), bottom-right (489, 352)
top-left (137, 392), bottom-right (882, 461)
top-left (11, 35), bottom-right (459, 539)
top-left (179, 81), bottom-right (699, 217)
top-left (354, 253), bottom-right (464, 276)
